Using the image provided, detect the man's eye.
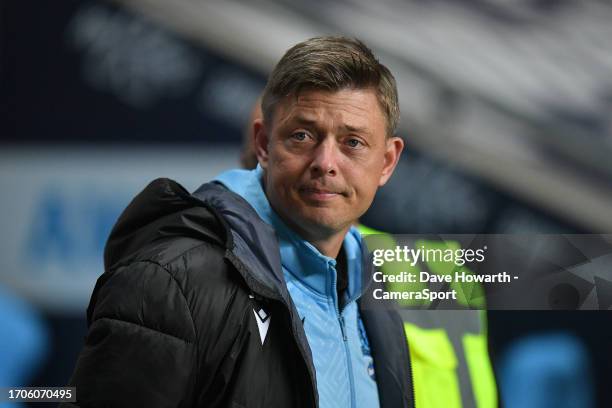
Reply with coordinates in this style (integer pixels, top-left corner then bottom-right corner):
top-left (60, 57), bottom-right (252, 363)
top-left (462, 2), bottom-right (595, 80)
top-left (347, 138), bottom-right (363, 148)
top-left (291, 132), bottom-right (308, 141)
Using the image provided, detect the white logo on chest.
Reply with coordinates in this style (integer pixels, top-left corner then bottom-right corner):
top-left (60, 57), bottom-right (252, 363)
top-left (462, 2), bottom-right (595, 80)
top-left (253, 307), bottom-right (271, 345)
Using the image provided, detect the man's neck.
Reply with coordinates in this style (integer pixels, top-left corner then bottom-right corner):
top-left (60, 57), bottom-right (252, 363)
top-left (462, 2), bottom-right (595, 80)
top-left (307, 229), bottom-right (349, 258)
top-left (275, 211), bottom-right (350, 258)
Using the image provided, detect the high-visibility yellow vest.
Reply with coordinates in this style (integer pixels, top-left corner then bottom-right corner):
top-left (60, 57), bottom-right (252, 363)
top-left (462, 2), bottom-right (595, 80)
top-left (359, 224), bottom-right (498, 408)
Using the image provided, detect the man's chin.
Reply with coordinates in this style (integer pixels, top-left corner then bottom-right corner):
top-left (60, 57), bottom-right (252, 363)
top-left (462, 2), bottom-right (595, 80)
top-left (294, 212), bottom-right (353, 237)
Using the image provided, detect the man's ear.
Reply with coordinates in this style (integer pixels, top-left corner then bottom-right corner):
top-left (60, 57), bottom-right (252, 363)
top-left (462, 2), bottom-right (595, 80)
top-left (378, 136), bottom-right (404, 186)
top-left (253, 118), bottom-right (270, 169)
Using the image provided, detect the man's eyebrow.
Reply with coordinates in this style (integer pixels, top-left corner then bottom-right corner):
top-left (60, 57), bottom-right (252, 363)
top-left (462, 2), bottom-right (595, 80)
top-left (343, 124), bottom-right (369, 134)
top-left (291, 116), bottom-right (318, 127)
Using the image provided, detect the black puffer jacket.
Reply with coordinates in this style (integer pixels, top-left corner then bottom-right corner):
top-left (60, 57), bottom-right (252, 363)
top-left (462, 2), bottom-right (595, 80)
top-left (63, 178), bottom-right (414, 407)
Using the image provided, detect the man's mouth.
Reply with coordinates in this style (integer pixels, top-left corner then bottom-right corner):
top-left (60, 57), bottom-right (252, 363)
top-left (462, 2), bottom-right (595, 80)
top-left (299, 186), bottom-right (346, 201)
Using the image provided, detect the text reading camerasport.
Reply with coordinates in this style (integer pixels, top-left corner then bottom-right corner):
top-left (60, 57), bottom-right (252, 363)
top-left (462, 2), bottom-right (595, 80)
top-left (372, 288), bottom-right (458, 301)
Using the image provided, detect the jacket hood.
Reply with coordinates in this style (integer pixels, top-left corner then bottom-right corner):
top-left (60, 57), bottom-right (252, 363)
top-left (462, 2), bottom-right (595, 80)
top-left (103, 178), bottom-right (228, 271)
top-left (104, 177), bottom-right (291, 303)
top-left (192, 181), bottom-right (291, 302)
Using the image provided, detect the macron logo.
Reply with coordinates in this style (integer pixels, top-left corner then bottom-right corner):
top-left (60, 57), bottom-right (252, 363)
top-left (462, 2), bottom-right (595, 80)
top-left (253, 307), bottom-right (271, 345)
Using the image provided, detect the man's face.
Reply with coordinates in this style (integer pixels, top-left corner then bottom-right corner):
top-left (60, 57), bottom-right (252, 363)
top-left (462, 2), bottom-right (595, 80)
top-left (254, 88), bottom-right (403, 241)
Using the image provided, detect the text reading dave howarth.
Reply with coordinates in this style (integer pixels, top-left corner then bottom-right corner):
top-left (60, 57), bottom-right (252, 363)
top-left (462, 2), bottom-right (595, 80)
top-left (371, 270), bottom-right (514, 301)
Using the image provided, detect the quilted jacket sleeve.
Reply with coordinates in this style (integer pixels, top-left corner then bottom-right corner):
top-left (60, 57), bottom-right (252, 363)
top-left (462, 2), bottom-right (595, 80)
top-left (62, 261), bottom-right (198, 408)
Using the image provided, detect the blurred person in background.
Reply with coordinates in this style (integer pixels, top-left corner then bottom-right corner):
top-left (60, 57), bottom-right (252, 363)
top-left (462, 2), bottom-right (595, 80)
top-left (63, 36), bottom-right (413, 407)
top-left (0, 284), bottom-right (48, 408)
top-left (498, 332), bottom-right (594, 408)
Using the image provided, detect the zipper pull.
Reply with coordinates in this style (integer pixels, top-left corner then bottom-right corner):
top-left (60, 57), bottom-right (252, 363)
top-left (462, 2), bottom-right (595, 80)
top-left (339, 316), bottom-right (347, 341)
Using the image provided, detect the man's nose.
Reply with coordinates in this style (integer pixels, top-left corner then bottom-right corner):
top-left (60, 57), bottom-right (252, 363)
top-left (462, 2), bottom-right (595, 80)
top-left (310, 138), bottom-right (339, 177)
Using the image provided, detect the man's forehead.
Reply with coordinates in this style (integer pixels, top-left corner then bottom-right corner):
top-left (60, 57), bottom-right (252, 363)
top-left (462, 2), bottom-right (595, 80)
top-left (293, 88), bottom-right (376, 109)
top-left (274, 88), bottom-right (384, 129)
